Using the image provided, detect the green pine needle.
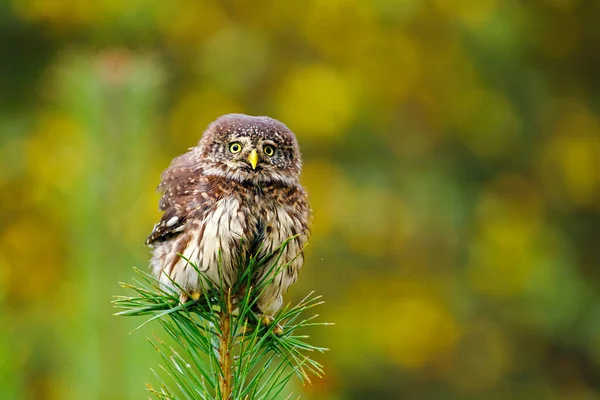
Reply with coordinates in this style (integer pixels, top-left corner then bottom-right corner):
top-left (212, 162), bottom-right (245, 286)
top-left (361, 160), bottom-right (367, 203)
top-left (113, 238), bottom-right (330, 399)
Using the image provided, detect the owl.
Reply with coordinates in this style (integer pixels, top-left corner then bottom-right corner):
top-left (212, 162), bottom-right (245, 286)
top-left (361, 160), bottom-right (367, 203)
top-left (145, 114), bottom-right (311, 317)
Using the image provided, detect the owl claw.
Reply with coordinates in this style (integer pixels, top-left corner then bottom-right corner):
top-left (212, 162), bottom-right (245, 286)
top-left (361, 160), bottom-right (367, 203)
top-left (179, 293), bottom-right (189, 304)
top-left (272, 324), bottom-right (284, 336)
top-left (261, 315), bottom-right (284, 336)
top-left (190, 291), bottom-right (201, 301)
top-left (179, 291), bottom-right (201, 305)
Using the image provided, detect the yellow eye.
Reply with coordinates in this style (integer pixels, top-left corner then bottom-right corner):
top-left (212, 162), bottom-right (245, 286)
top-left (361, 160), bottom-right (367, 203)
top-left (263, 145), bottom-right (275, 157)
top-left (229, 142), bottom-right (242, 153)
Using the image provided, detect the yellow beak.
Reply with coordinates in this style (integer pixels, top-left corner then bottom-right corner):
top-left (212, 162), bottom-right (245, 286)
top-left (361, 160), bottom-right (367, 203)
top-left (248, 149), bottom-right (259, 170)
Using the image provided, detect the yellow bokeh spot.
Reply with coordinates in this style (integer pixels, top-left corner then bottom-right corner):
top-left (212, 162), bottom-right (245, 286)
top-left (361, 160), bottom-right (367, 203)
top-left (477, 175), bottom-right (543, 249)
top-left (543, 107), bottom-right (600, 207)
top-left (332, 279), bottom-right (459, 370)
top-left (0, 218), bottom-right (63, 300)
top-left (468, 175), bottom-right (544, 297)
top-left (25, 113), bottom-right (90, 194)
top-left (277, 65), bottom-right (357, 138)
top-left (385, 296), bottom-right (459, 368)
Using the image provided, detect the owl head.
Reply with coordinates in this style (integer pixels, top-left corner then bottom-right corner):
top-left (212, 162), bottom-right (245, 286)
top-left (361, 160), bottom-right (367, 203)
top-left (196, 114), bottom-right (302, 185)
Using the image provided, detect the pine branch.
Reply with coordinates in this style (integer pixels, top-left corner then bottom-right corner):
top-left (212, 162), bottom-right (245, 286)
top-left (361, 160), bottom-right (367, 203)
top-left (219, 290), bottom-right (233, 399)
top-left (113, 239), bottom-right (330, 399)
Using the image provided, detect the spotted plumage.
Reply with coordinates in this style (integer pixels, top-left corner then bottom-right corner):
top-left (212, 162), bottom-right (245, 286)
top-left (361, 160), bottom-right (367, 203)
top-left (146, 114), bottom-right (311, 315)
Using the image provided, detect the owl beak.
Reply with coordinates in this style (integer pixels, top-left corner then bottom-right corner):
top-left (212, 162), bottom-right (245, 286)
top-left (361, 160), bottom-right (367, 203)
top-left (248, 149), bottom-right (259, 170)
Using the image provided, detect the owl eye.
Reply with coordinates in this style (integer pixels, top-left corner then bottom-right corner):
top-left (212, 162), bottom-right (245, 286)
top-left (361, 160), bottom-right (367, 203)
top-left (263, 145), bottom-right (275, 157)
top-left (229, 142), bottom-right (242, 153)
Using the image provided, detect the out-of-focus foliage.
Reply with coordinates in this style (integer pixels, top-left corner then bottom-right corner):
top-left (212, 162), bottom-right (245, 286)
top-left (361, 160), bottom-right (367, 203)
top-left (1, 1), bottom-right (600, 399)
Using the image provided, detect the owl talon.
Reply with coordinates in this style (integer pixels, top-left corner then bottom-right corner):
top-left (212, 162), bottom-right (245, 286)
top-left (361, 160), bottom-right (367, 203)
top-left (190, 291), bottom-right (201, 301)
top-left (261, 315), bottom-right (284, 336)
top-left (179, 291), bottom-right (201, 305)
top-left (179, 293), bottom-right (189, 305)
top-left (272, 324), bottom-right (284, 336)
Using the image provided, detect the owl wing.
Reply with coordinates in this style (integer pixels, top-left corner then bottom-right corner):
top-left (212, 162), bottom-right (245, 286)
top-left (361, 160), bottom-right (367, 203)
top-left (145, 203), bottom-right (195, 245)
top-left (145, 151), bottom-right (217, 245)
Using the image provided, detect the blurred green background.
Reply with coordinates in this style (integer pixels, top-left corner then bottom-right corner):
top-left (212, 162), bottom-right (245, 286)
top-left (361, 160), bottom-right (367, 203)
top-left (2, 0), bottom-right (600, 399)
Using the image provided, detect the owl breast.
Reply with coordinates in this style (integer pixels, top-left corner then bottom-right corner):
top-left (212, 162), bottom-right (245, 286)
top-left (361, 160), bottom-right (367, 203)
top-left (154, 188), bottom-right (307, 303)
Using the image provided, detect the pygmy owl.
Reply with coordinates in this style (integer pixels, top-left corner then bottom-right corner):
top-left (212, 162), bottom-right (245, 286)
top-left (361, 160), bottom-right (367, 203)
top-left (145, 114), bottom-right (311, 316)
